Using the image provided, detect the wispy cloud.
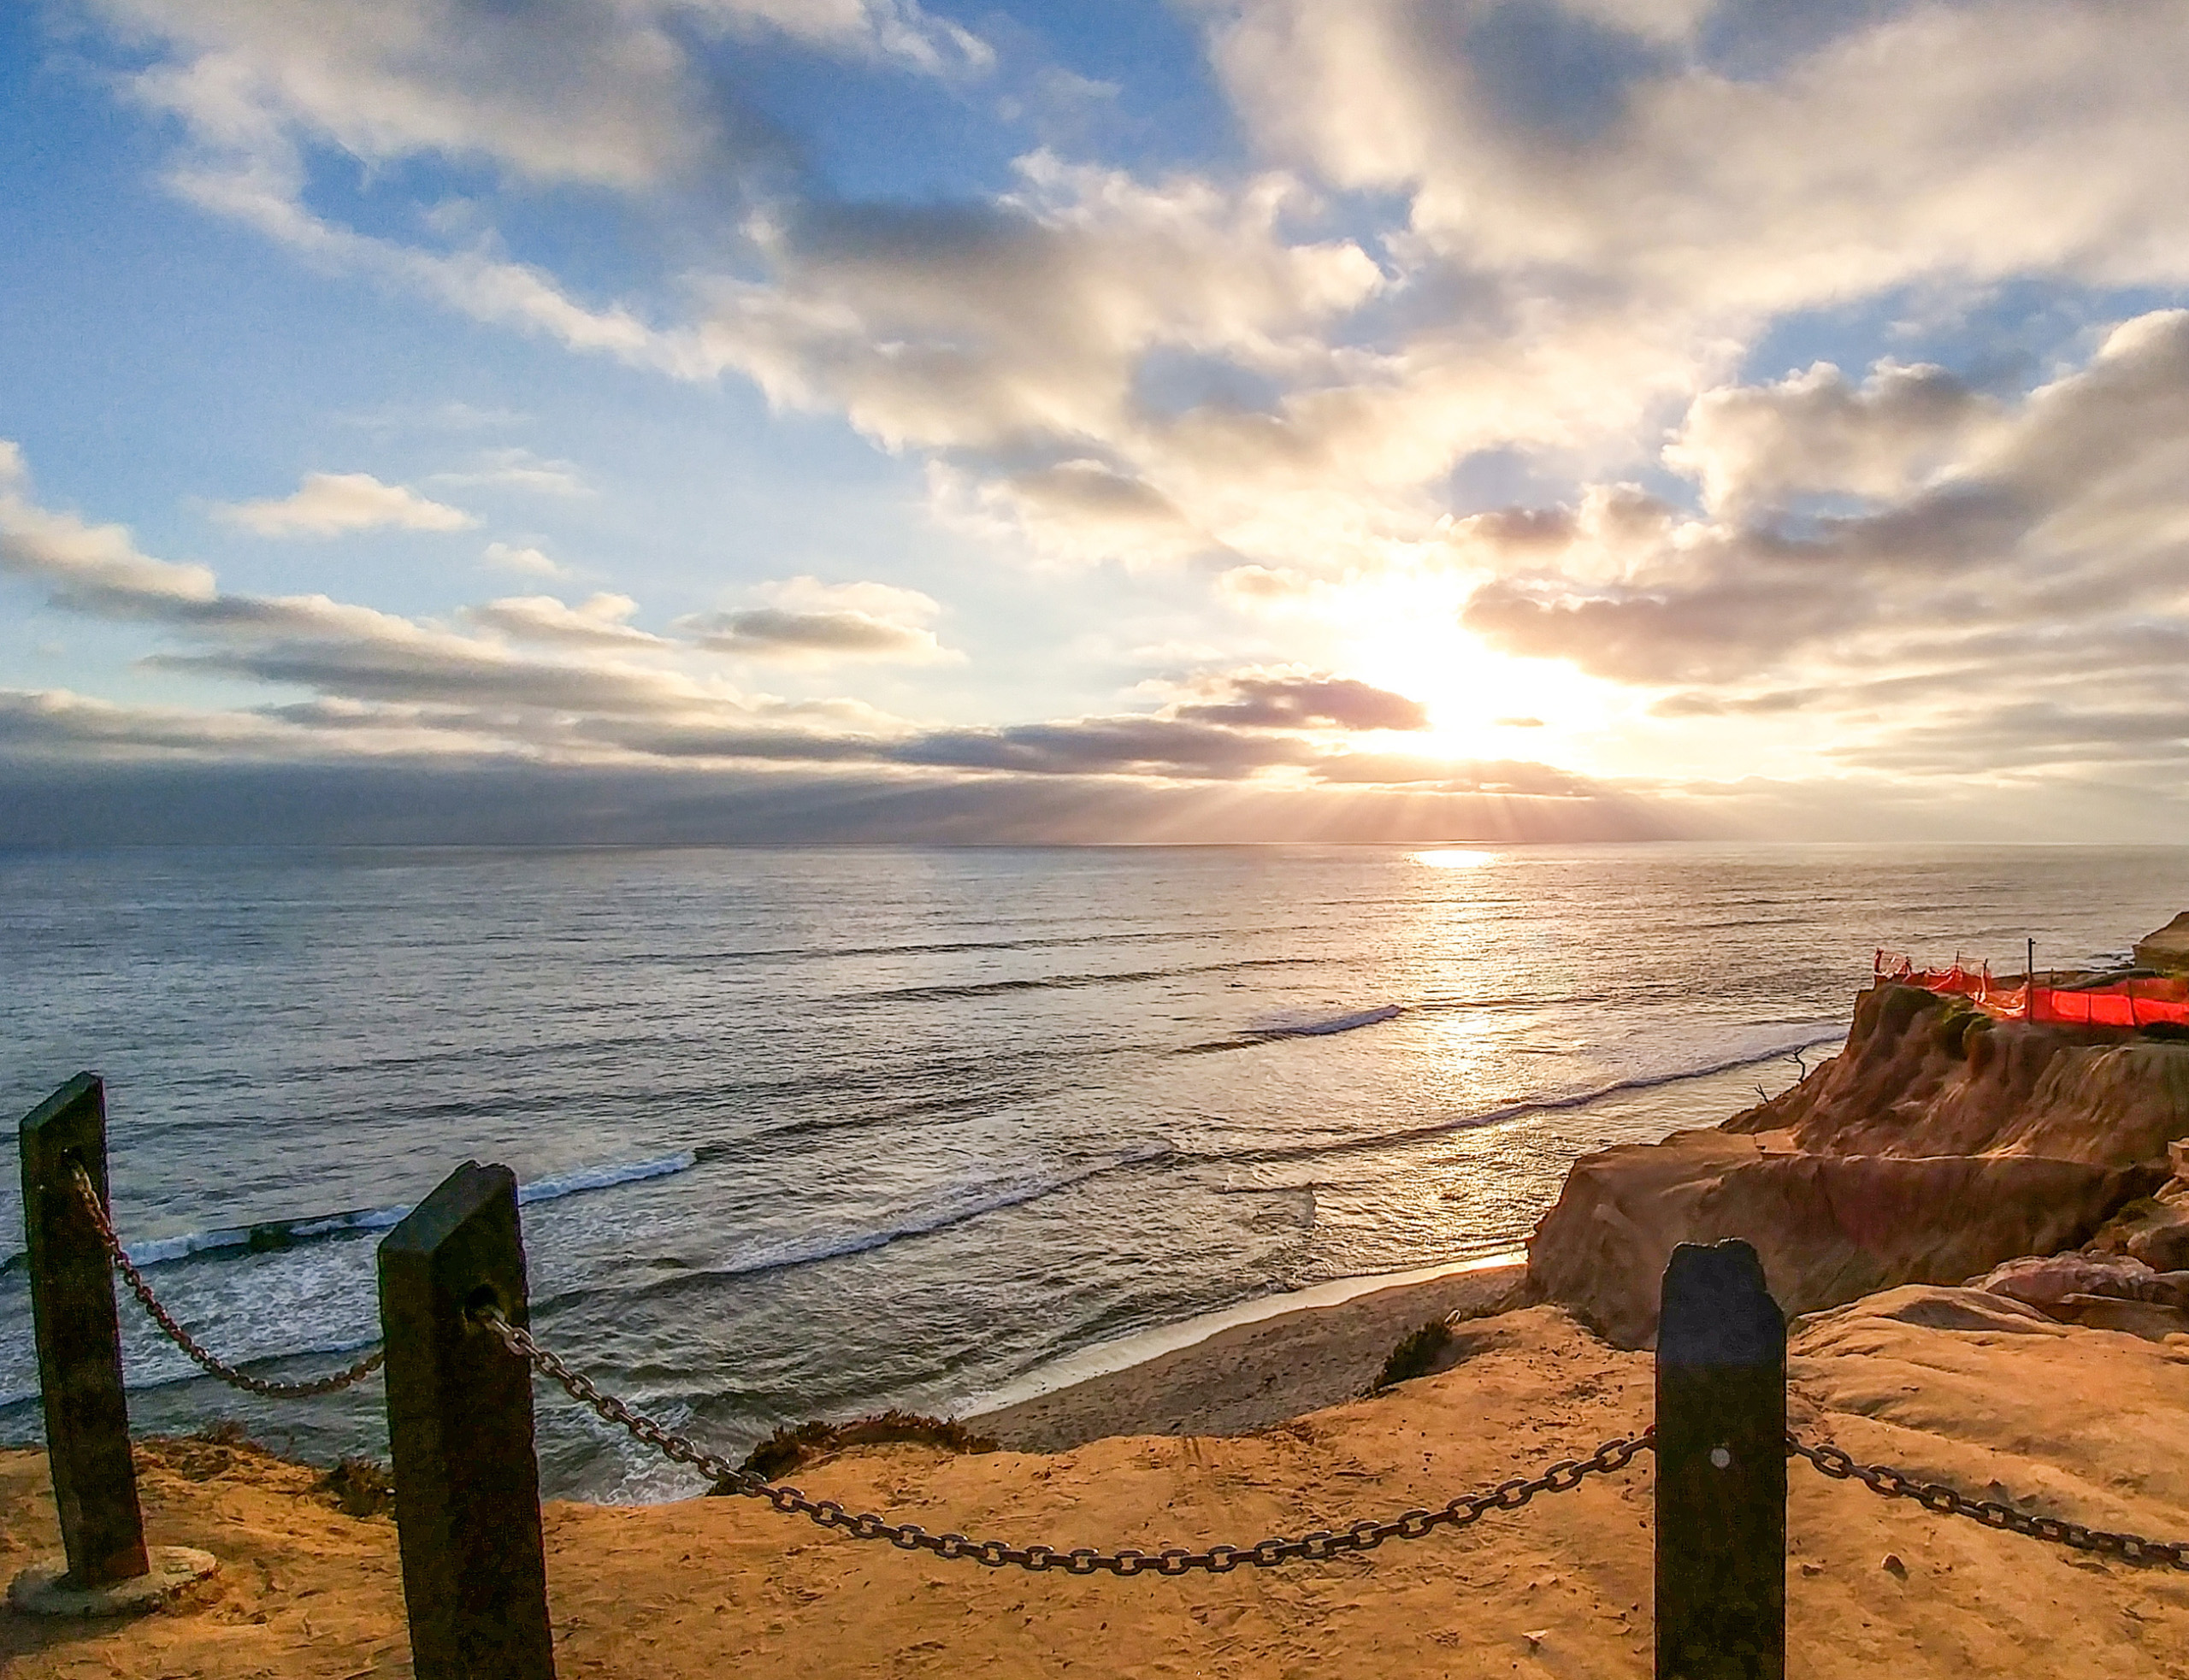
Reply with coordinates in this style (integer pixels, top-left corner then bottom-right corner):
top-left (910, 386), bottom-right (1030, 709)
top-left (429, 449), bottom-right (590, 498)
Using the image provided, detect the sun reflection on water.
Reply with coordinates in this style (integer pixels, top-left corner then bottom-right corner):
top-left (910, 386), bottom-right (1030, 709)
top-left (1412, 848), bottom-right (1498, 869)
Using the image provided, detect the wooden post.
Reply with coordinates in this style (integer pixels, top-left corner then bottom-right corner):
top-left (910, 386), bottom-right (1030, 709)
top-left (379, 1162), bottom-right (556, 1680)
top-left (1655, 1239), bottom-right (1785, 1680)
top-left (18, 1073), bottom-right (149, 1589)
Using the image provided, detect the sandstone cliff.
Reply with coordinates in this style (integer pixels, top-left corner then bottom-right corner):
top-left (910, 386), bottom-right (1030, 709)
top-left (2139, 911), bottom-right (2189, 972)
top-left (1527, 981), bottom-right (2189, 1347)
top-left (1724, 981), bottom-right (2189, 1163)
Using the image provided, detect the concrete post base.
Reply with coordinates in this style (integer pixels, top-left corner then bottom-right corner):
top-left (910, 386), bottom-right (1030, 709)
top-left (7, 1546), bottom-right (218, 1617)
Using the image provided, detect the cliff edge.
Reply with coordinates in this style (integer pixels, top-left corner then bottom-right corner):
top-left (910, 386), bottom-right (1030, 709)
top-left (1528, 979), bottom-right (2189, 1347)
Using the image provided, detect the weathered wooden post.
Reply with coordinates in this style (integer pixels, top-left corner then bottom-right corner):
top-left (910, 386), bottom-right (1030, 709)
top-left (1655, 1239), bottom-right (1786, 1680)
top-left (18, 1073), bottom-right (149, 1589)
top-left (379, 1161), bottom-right (556, 1680)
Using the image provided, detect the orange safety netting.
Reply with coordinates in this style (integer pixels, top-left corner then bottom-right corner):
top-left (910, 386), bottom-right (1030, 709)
top-left (1873, 949), bottom-right (2189, 1028)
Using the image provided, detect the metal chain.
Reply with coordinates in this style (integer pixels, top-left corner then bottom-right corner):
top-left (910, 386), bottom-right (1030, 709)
top-left (1788, 1431), bottom-right (2189, 1568)
top-left (479, 1305), bottom-right (1651, 1574)
top-left (69, 1162), bottom-right (386, 1400)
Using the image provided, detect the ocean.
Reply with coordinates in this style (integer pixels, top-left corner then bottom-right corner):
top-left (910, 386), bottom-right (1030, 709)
top-left (3, 841), bottom-right (2184, 1500)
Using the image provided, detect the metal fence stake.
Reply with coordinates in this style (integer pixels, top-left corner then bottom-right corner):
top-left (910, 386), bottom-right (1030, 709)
top-left (380, 1162), bottom-right (556, 1680)
top-left (1656, 1239), bottom-right (1786, 1680)
top-left (18, 1073), bottom-right (149, 1589)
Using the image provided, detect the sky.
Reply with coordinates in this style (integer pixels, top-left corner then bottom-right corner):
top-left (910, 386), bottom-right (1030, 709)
top-left (4, 0), bottom-right (2189, 844)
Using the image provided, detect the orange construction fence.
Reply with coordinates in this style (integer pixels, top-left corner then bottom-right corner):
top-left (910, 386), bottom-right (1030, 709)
top-left (1874, 950), bottom-right (2189, 1029)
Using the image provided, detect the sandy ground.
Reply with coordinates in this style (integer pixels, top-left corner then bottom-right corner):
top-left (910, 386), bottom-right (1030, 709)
top-left (968, 1262), bottom-right (1531, 1450)
top-left (7, 1279), bottom-right (2189, 1678)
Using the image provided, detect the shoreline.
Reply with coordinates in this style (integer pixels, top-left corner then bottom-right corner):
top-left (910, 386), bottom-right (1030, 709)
top-left (952, 1248), bottom-right (1525, 1419)
top-left (962, 1254), bottom-right (1531, 1452)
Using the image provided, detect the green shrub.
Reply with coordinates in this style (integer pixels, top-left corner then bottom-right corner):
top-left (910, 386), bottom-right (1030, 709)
top-left (724, 1410), bottom-right (1000, 1488)
top-left (1372, 1319), bottom-right (1453, 1392)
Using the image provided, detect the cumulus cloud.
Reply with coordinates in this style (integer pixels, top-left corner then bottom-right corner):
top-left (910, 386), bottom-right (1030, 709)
top-left (45, 2), bottom-right (2189, 823)
top-left (216, 471), bottom-right (475, 537)
top-left (1666, 360), bottom-right (2006, 517)
top-left (466, 593), bottom-right (666, 649)
top-left (69, 0), bottom-right (2189, 596)
top-left (1459, 308), bottom-right (2189, 773)
top-left (482, 541), bottom-right (568, 577)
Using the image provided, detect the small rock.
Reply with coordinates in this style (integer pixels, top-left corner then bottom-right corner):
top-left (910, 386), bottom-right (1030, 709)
top-left (1799, 1562), bottom-right (1824, 1577)
top-left (1523, 1630), bottom-right (1549, 1651)
top-left (1881, 1553), bottom-right (1908, 1578)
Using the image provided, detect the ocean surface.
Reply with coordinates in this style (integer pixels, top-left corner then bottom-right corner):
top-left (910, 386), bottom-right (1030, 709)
top-left (3, 841), bottom-right (2184, 1501)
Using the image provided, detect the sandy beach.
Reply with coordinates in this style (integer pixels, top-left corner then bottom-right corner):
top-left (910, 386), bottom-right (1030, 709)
top-left (965, 1259), bottom-right (1530, 1450)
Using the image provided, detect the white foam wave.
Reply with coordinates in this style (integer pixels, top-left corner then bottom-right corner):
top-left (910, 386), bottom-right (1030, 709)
top-left (693, 1146), bottom-right (1174, 1284)
top-left (115, 1149), bottom-right (700, 1270)
top-left (518, 1150), bottom-right (697, 1206)
top-left (1246, 1004), bottom-right (1404, 1038)
top-left (1184, 1022), bottom-right (1847, 1170)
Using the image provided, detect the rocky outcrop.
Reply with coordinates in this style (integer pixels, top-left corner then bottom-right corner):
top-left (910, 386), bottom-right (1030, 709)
top-left (1971, 1252), bottom-right (2189, 1339)
top-left (2137, 911), bottom-right (2189, 973)
top-left (1526, 976), bottom-right (2189, 1347)
top-left (1526, 1128), bottom-right (2160, 1347)
top-left (2086, 1180), bottom-right (2189, 1270)
top-left (1721, 982), bottom-right (2189, 1164)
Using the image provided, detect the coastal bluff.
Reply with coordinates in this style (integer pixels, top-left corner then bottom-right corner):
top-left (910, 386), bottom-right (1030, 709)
top-left (1528, 975), bottom-right (2189, 1347)
top-left (9, 1281), bottom-right (2189, 1677)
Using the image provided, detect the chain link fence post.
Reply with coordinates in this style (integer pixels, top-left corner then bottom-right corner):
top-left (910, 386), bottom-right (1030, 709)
top-left (1656, 1239), bottom-right (1786, 1680)
top-left (16, 1072), bottom-right (149, 1590)
top-left (379, 1161), bottom-right (556, 1680)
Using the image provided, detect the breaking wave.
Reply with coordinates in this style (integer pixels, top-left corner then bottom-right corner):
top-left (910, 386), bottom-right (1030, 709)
top-left (576, 1144), bottom-right (1178, 1306)
top-left (1172, 1023), bottom-right (1846, 1170)
top-left (6, 1149), bottom-right (702, 1275)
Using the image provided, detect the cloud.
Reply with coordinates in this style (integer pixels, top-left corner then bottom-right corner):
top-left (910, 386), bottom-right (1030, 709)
top-left (0, 757), bottom-right (1693, 847)
top-left (683, 608), bottom-right (943, 659)
top-left (888, 716), bottom-right (1319, 778)
top-left (465, 594), bottom-right (666, 649)
top-left (0, 687), bottom-right (302, 756)
top-left (3, 444), bottom-right (1472, 793)
top-left (679, 577), bottom-right (954, 663)
top-left (1665, 360), bottom-right (2006, 517)
top-left (1210, 2), bottom-right (2189, 298)
top-left (1457, 308), bottom-right (2189, 774)
top-left (482, 541), bottom-right (569, 578)
top-left (1, 445), bottom-right (219, 612)
top-left (1, 439), bottom-right (874, 756)
top-left (2, 444), bottom-right (1517, 805)
top-left (74, 0), bottom-right (2189, 602)
top-left (97, 0), bottom-right (989, 197)
top-left (215, 471), bottom-right (476, 537)
top-left (1171, 671), bottom-right (1430, 731)
top-left (429, 449), bottom-right (590, 497)
top-left (1307, 752), bottom-right (1604, 796)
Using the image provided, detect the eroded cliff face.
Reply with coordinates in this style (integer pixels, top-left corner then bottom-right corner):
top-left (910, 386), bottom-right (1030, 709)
top-left (1526, 981), bottom-right (2189, 1347)
top-left (1722, 982), bottom-right (2189, 1164)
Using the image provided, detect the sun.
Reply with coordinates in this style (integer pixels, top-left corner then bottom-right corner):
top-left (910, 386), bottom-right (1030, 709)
top-left (1343, 619), bottom-right (1608, 761)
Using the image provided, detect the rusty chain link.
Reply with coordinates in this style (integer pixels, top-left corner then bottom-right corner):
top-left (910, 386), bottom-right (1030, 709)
top-left (1788, 1432), bottom-right (2189, 1568)
top-left (478, 1305), bottom-right (1653, 1574)
top-left (70, 1162), bottom-right (386, 1400)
